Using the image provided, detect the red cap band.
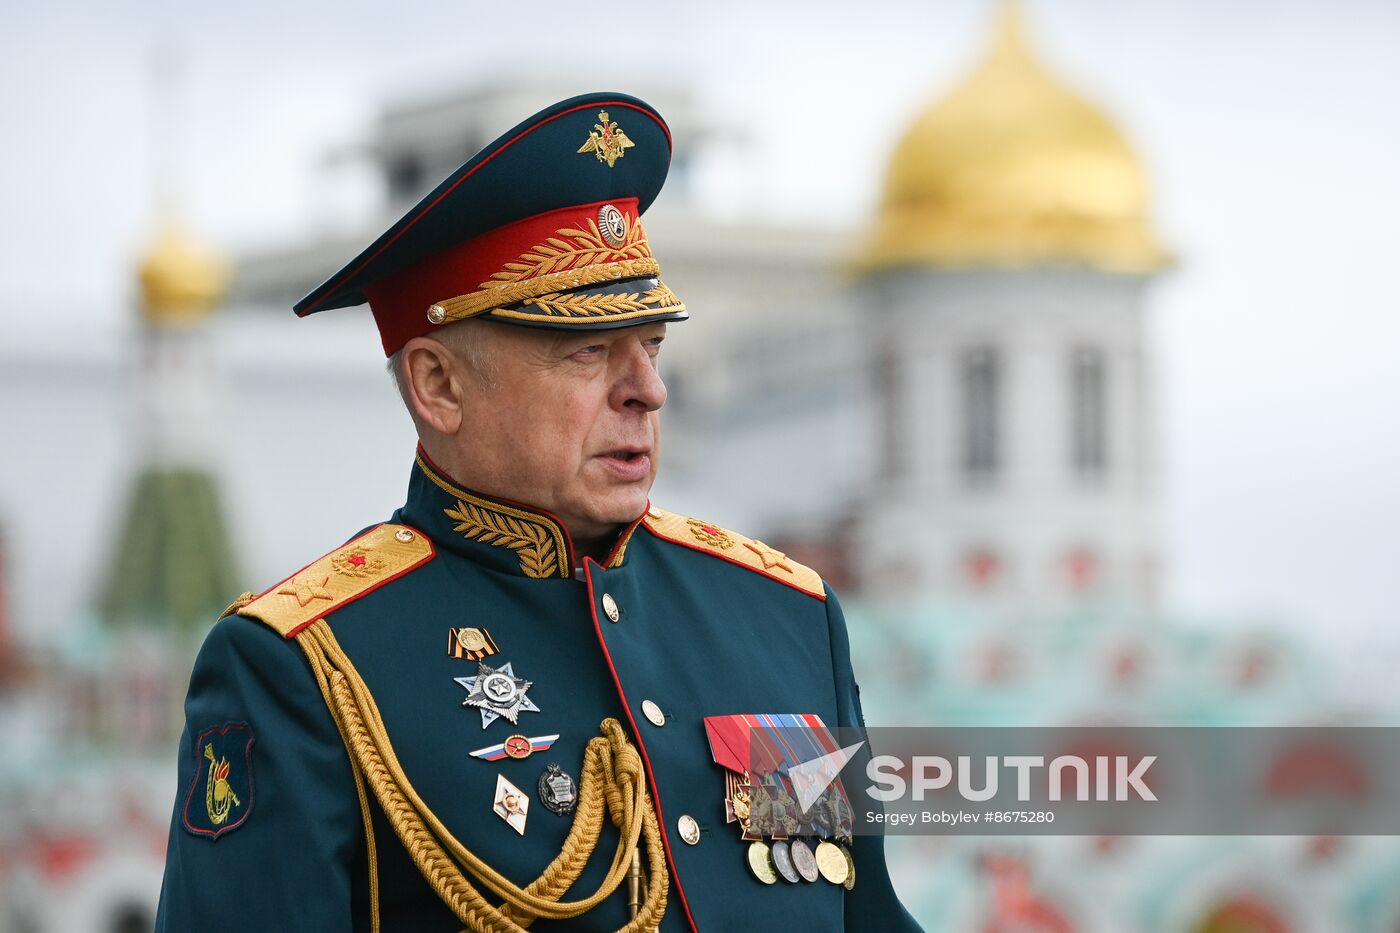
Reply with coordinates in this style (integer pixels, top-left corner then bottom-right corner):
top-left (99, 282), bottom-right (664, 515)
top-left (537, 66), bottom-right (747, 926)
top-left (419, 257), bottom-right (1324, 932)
top-left (366, 197), bottom-right (644, 356)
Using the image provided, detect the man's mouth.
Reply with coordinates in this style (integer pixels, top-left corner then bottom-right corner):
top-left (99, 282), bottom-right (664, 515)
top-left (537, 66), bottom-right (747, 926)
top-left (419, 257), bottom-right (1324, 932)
top-left (603, 447), bottom-right (649, 462)
top-left (597, 447), bottom-right (652, 480)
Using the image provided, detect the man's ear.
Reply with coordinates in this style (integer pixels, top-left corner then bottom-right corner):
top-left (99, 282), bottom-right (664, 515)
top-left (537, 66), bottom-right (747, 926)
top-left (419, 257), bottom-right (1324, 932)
top-left (402, 336), bottom-right (465, 436)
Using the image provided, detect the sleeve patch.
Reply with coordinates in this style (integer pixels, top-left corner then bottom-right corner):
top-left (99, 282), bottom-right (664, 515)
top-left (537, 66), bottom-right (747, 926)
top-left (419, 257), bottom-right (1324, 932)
top-left (181, 722), bottom-right (255, 841)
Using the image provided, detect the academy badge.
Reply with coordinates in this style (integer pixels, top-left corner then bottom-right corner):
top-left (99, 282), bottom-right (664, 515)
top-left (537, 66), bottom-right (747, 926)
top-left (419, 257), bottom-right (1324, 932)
top-left (455, 661), bottom-right (541, 728)
top-left (538, 762), bottom-right (578, 816)
top-left (577, 110), bottom-right (635, 168)
top-left (493, 774), bottom-right (530, 835)
top-left (181, 722), bottom-right (254, 840)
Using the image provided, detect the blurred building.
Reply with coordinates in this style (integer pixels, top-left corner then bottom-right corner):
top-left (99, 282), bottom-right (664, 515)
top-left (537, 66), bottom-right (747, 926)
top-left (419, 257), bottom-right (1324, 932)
top-left (0, 225), bottom-right (238, 932)
top-left (1, 5), bottom-right (1399, 932)
top-left (829, 9), bottom-right (1400, 932)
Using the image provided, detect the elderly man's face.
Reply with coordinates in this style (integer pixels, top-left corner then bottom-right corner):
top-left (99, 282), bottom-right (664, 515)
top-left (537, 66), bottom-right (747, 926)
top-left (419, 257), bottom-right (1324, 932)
top-left (453, 322), bottom-right (668, 545)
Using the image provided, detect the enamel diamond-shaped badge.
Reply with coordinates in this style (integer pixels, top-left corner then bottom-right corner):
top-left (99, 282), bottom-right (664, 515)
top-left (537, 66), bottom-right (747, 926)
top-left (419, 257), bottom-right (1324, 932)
top-left (493, 773), bottom-right (530, 835)
top-left (455, 661), bottom-right (540, 728)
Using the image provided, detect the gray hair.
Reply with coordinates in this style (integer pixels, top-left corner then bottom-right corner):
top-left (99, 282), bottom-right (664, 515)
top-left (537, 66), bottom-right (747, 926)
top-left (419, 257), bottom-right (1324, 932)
top-left (386, 317), bottom-right (499, 415)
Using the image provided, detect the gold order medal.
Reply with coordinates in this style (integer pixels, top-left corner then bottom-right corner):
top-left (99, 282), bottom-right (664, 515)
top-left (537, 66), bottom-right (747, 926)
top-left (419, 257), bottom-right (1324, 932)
top-left (841, 844), bottom-right (856, 891)
top-left (814, 840), bottom-right (850, 886)
top-left (769, 839), bottom-right (800, 884)
top-left (746, 841), bottom-right (778, 885)
top-left (789, 838), bottom-right (820, 883)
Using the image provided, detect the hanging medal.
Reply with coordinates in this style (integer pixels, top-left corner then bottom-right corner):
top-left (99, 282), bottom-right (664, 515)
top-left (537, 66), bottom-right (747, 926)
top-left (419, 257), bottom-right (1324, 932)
top-left (447, 626), bottom-right (499, 660)
top-left (455, 661), bottom-right (540, 728)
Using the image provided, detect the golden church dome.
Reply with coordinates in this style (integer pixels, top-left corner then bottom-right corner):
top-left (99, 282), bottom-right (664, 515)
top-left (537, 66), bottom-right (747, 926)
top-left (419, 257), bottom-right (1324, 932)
top-left (137, 221), bottom-right (230, 324)
top-left (864, 4), bottom-right (1167, 273)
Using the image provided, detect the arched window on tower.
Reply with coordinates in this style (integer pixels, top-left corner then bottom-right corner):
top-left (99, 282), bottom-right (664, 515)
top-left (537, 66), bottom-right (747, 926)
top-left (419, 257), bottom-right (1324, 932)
top-left (961, 345), bottom-right (1000, 483)
top-left (1071, 346), bottom-right (1108, 481)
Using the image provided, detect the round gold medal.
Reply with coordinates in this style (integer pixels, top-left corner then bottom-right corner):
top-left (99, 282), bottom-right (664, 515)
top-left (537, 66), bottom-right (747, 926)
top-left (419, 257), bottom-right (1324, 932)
top-left (841, 844), bottom-right (856, 890)
top-left (456, 628), bottom-right (487, 652)
top-left (814, 841), bottom-right (849, 885)
top-left (746, 841), bottom-right (777, 885)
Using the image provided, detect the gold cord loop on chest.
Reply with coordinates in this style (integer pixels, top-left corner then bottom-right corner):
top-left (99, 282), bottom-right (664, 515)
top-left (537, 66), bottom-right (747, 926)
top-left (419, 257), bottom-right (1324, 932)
top-left (296, 620), bottom-right (669, 933)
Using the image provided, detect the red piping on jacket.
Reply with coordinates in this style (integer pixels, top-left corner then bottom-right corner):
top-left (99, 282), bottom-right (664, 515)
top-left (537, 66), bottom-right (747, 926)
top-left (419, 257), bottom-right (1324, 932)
top-left (582, 556), bottom-right (700, 932)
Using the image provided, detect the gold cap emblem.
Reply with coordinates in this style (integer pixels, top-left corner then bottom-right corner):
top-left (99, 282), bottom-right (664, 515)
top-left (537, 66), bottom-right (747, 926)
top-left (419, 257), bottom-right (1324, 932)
top-left (577, 110), bottom-right (636, 168)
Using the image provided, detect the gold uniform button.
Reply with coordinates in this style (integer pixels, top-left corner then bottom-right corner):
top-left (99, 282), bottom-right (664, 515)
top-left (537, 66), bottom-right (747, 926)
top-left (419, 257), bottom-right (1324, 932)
top-left (394, 528), bottom-right (415, 542)
top-left (641, 699), bottom-right (665, 727)
top-left (677, 814), bottom-right (700, 845)
top-left (602, 592), bottom-right (620, 623)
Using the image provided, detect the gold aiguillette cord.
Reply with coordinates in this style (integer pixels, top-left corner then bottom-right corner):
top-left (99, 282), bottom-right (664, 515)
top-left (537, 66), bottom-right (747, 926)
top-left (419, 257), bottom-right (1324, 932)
top-left (295, 619), bottom-right (669, 933)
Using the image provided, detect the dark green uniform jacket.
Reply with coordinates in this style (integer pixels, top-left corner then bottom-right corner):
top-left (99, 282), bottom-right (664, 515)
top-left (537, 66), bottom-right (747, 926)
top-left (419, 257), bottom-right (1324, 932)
top-left (156, 453), bottom-right (921, 932)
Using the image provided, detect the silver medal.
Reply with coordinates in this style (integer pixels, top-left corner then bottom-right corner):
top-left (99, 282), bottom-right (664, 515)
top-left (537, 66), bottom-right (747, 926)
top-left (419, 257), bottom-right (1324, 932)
top-left (770, 839), bottom-right (800, 883)
top-left (455, 661), bottom-right (541, 728)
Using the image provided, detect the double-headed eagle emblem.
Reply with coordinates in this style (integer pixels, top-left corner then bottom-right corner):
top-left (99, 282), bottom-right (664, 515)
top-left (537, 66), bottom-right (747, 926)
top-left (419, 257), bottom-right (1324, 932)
top-left (577, 110), bottom-right (635, 168)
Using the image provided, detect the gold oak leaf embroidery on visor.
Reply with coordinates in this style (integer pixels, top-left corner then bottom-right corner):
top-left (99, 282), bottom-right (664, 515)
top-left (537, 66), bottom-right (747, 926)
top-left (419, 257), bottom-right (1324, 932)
top-left (426, 211), bottom-right (684, 325)
top-left (519, 282), bottom-right (683, 318)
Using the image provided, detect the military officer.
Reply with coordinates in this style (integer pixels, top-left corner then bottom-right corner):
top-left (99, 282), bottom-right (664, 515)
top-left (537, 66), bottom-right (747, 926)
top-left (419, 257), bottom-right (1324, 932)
top-left (156, 92), bottom-right (922, 932)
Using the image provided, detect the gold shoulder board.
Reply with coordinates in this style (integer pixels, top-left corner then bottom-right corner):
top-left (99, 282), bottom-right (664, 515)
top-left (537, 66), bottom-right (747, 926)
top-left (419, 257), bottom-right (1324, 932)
top-left (641, 507), bottom-right (825, 600)
top-left (238, 523), bottom-right (435, 638)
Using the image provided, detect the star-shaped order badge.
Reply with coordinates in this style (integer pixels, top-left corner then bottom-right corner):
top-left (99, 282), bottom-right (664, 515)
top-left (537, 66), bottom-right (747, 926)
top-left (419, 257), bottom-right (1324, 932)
top-left (455, 661), bottom-right (540, 728)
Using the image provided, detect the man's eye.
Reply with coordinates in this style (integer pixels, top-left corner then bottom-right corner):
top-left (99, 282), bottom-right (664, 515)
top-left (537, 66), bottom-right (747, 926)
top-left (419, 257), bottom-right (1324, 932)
top-left (572, 345), bottom-right (605, 358)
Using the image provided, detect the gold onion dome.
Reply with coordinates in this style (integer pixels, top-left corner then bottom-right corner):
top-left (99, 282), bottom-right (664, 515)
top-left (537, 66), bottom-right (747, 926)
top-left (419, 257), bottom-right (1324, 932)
top-left (864, 4), bottom-right (1167, 274)
top-left (137, 221), bottom-right (231, 323)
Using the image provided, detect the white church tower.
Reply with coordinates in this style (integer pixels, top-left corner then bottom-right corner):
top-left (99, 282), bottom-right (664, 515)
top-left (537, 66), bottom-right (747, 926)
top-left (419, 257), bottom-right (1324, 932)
top-left (855, 6), bottom-right (1168, 615)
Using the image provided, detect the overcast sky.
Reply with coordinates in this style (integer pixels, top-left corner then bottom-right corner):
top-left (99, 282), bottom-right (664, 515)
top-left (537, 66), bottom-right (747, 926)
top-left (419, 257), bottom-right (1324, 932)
top-left (3, 0), bottom-right (1398, 681)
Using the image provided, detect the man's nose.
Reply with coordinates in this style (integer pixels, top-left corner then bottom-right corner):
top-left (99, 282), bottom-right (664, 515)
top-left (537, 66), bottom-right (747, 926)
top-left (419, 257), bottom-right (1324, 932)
top-left (612, 342), bottom-right (667, 413)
